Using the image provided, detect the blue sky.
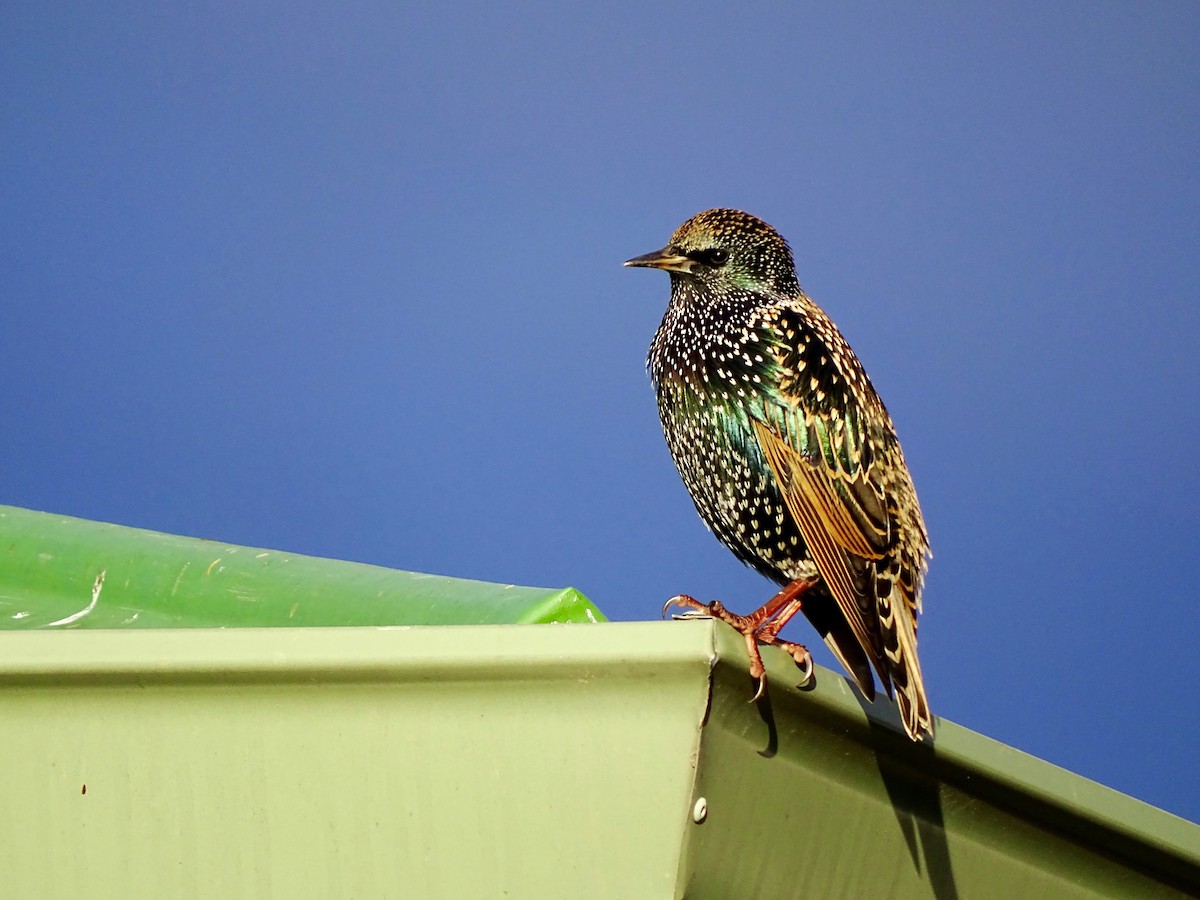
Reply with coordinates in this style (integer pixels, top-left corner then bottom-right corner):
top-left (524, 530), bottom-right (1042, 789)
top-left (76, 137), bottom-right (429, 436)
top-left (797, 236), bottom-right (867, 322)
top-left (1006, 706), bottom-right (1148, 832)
top-left (4, 4), bottom-right (1199, 823)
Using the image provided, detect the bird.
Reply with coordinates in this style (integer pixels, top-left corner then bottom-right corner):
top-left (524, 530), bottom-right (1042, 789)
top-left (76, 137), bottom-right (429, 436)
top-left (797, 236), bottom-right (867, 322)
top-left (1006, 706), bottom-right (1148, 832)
top-left (625, 208), bottom-right (933, 741)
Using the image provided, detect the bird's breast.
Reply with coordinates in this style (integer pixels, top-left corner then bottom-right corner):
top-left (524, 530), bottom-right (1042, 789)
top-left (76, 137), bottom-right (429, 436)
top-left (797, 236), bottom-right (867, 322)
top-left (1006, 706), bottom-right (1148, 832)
top-left (651, 368), bottom-right (811, 584)
top-left (647, 295), bottom-right (775, 403)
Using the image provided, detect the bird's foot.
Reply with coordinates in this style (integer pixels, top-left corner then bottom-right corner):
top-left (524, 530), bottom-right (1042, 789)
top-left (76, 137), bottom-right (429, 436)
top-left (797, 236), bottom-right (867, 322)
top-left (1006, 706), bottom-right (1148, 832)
top-left (661, 590), bottom-right (814, 699)
top-left (760, 637), bottom-right (814, 687)
top-left (661, 594), bottom-right (714, 620)
top-left (753, 597), bottom-right (814, 688)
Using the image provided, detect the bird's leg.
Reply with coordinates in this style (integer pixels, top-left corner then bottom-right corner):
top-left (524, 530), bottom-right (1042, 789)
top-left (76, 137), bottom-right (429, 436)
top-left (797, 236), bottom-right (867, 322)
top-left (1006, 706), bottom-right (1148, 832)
top-left (662, 577), bottom-right (818, 699)
top-left (749, 578), bottom-right (817, 694)
top-left (754, 595), bottom-right (814, 687)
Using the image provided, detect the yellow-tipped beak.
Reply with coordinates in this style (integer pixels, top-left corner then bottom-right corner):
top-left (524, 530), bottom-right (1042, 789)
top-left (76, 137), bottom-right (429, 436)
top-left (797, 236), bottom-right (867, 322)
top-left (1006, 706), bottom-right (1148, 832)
top-left (623, 247), bottom-right (696, 274)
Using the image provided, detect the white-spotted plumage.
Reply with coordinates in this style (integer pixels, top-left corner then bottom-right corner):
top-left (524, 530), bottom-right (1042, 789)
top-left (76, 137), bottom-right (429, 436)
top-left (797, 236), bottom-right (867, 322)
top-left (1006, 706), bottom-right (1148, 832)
top-left (629, 208), bottom-right (933, 740)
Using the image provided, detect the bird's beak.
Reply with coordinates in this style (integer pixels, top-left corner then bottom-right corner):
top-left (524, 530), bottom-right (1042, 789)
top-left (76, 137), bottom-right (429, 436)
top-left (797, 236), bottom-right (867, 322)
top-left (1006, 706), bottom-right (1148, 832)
top-left (623, 247), bottom-right (695, 274)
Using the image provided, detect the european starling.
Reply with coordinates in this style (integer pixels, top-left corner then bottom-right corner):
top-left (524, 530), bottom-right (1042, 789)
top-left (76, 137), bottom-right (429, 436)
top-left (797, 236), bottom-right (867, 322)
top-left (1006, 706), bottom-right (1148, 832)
top-left (626, 208), bottom-right (933, 741)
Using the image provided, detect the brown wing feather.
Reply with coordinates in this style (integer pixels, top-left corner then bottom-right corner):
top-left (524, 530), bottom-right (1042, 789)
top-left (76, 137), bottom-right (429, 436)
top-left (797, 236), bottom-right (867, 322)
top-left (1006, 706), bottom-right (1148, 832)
top-left (789, 452), bottom-right (885, 561)
top-left (752, 418), bottom-right (892, 691)
top-left (753, 416), bottom-right (933, 738)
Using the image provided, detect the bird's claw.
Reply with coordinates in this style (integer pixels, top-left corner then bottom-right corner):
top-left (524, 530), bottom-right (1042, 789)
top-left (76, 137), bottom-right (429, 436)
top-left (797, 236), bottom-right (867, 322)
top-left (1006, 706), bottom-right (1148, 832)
top-left (770, 640), bottom-right (815, 688)
top-left (792, 649), bottom-right (814, 687)
top-left (746, 648), bottom-right (811, 702)
top-left (799, 654), bottom-right (814, 685)
top-left (749, 673), bottom-right (767, 704)
top-left (661, 594), bottom-right (711, 620)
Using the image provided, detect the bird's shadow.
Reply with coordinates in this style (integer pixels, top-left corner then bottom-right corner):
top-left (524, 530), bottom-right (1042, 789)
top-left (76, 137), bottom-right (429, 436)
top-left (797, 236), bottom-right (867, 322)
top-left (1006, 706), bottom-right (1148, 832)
top-left (753, 690), bottom-right (779, 758)
top-left (751, 670), bottom-right (815, 759)
top-left (751, 675), bottom-right (959, 900)
top-left (853, 692), bottom-right (960, 900)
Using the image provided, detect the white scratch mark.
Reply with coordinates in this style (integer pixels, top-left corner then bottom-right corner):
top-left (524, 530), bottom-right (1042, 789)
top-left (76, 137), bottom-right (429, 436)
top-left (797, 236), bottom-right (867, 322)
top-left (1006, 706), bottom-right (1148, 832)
top-left (170, 562), bottom-right (190, 596)
top-left (11, 611), bottom-right (30, 620)
top-left (585, 609), bottom-right (597, 623)
top-left (48, 570), bottom-right (106, 627)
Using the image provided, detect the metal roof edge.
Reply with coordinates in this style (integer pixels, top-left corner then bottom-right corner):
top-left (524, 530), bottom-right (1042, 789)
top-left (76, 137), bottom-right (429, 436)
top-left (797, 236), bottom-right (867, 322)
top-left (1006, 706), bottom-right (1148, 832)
top-left (707, 622), bottom-right (1200, 893)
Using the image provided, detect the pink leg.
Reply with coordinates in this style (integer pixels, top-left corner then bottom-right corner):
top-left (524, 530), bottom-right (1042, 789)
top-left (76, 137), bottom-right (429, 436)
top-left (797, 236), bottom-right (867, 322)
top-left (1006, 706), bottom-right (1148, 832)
top-left (663, 577), bottom-right (817, 699)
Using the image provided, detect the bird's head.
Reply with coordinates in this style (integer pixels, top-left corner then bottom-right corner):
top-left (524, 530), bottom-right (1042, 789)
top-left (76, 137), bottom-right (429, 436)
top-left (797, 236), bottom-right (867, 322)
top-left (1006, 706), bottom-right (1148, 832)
top-left (624, 208), bottom-right (800, 296)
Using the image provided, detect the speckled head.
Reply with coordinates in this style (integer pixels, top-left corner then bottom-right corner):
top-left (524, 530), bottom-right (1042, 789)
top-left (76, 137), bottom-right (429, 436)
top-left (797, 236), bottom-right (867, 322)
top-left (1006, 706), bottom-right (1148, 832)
top-left (624, 208), bottom-right (800, 296)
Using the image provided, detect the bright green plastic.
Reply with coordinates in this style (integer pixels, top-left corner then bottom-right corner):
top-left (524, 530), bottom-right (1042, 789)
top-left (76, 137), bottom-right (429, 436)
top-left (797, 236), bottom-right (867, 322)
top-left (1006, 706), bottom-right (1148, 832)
top-left (0, 505), bottom-right (602, 629)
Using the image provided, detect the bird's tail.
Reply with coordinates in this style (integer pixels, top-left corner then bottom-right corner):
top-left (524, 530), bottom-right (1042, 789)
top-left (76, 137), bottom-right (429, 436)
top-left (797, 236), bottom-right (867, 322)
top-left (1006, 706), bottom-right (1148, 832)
top-left (878, 576), bottom-right (933, 740)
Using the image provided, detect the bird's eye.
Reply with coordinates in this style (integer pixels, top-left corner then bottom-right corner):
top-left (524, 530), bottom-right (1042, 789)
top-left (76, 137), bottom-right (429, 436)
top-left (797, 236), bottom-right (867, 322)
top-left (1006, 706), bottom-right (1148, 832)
top-left (688, 248), bottom-right (730, 268)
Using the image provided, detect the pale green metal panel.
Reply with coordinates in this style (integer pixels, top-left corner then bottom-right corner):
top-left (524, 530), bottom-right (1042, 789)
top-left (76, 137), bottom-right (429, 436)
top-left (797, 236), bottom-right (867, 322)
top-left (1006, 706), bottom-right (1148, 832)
top-left (3, 623), bottom-right (1197, 898)
top-left (0, 624), bottom-right (711, 899)
top-left (0, 505), bottom-right (603, 628)
top-left (677, 625), bottom-right (1200, 899)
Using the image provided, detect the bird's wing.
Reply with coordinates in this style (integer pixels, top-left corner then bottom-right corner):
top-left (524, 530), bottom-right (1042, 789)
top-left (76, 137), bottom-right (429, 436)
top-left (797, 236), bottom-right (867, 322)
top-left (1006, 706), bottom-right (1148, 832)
top-left (749, 302), bottom-right (905, 690)
top-left (752, 416), bottom-right (892, 685)
top-left (751, 302), bottom-right (932, 737)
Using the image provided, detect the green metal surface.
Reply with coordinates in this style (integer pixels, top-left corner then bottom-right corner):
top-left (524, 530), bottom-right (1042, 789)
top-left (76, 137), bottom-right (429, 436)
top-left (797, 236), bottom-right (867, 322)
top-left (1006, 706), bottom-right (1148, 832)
top-left (0, 624), bottom-right (711, 899)
top-left (0, 620), bottom-right (1197, 897)
top-left (0, 505), bottom-right (602, 628)
top-left (679, 626), bottom-right (1200, 899)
